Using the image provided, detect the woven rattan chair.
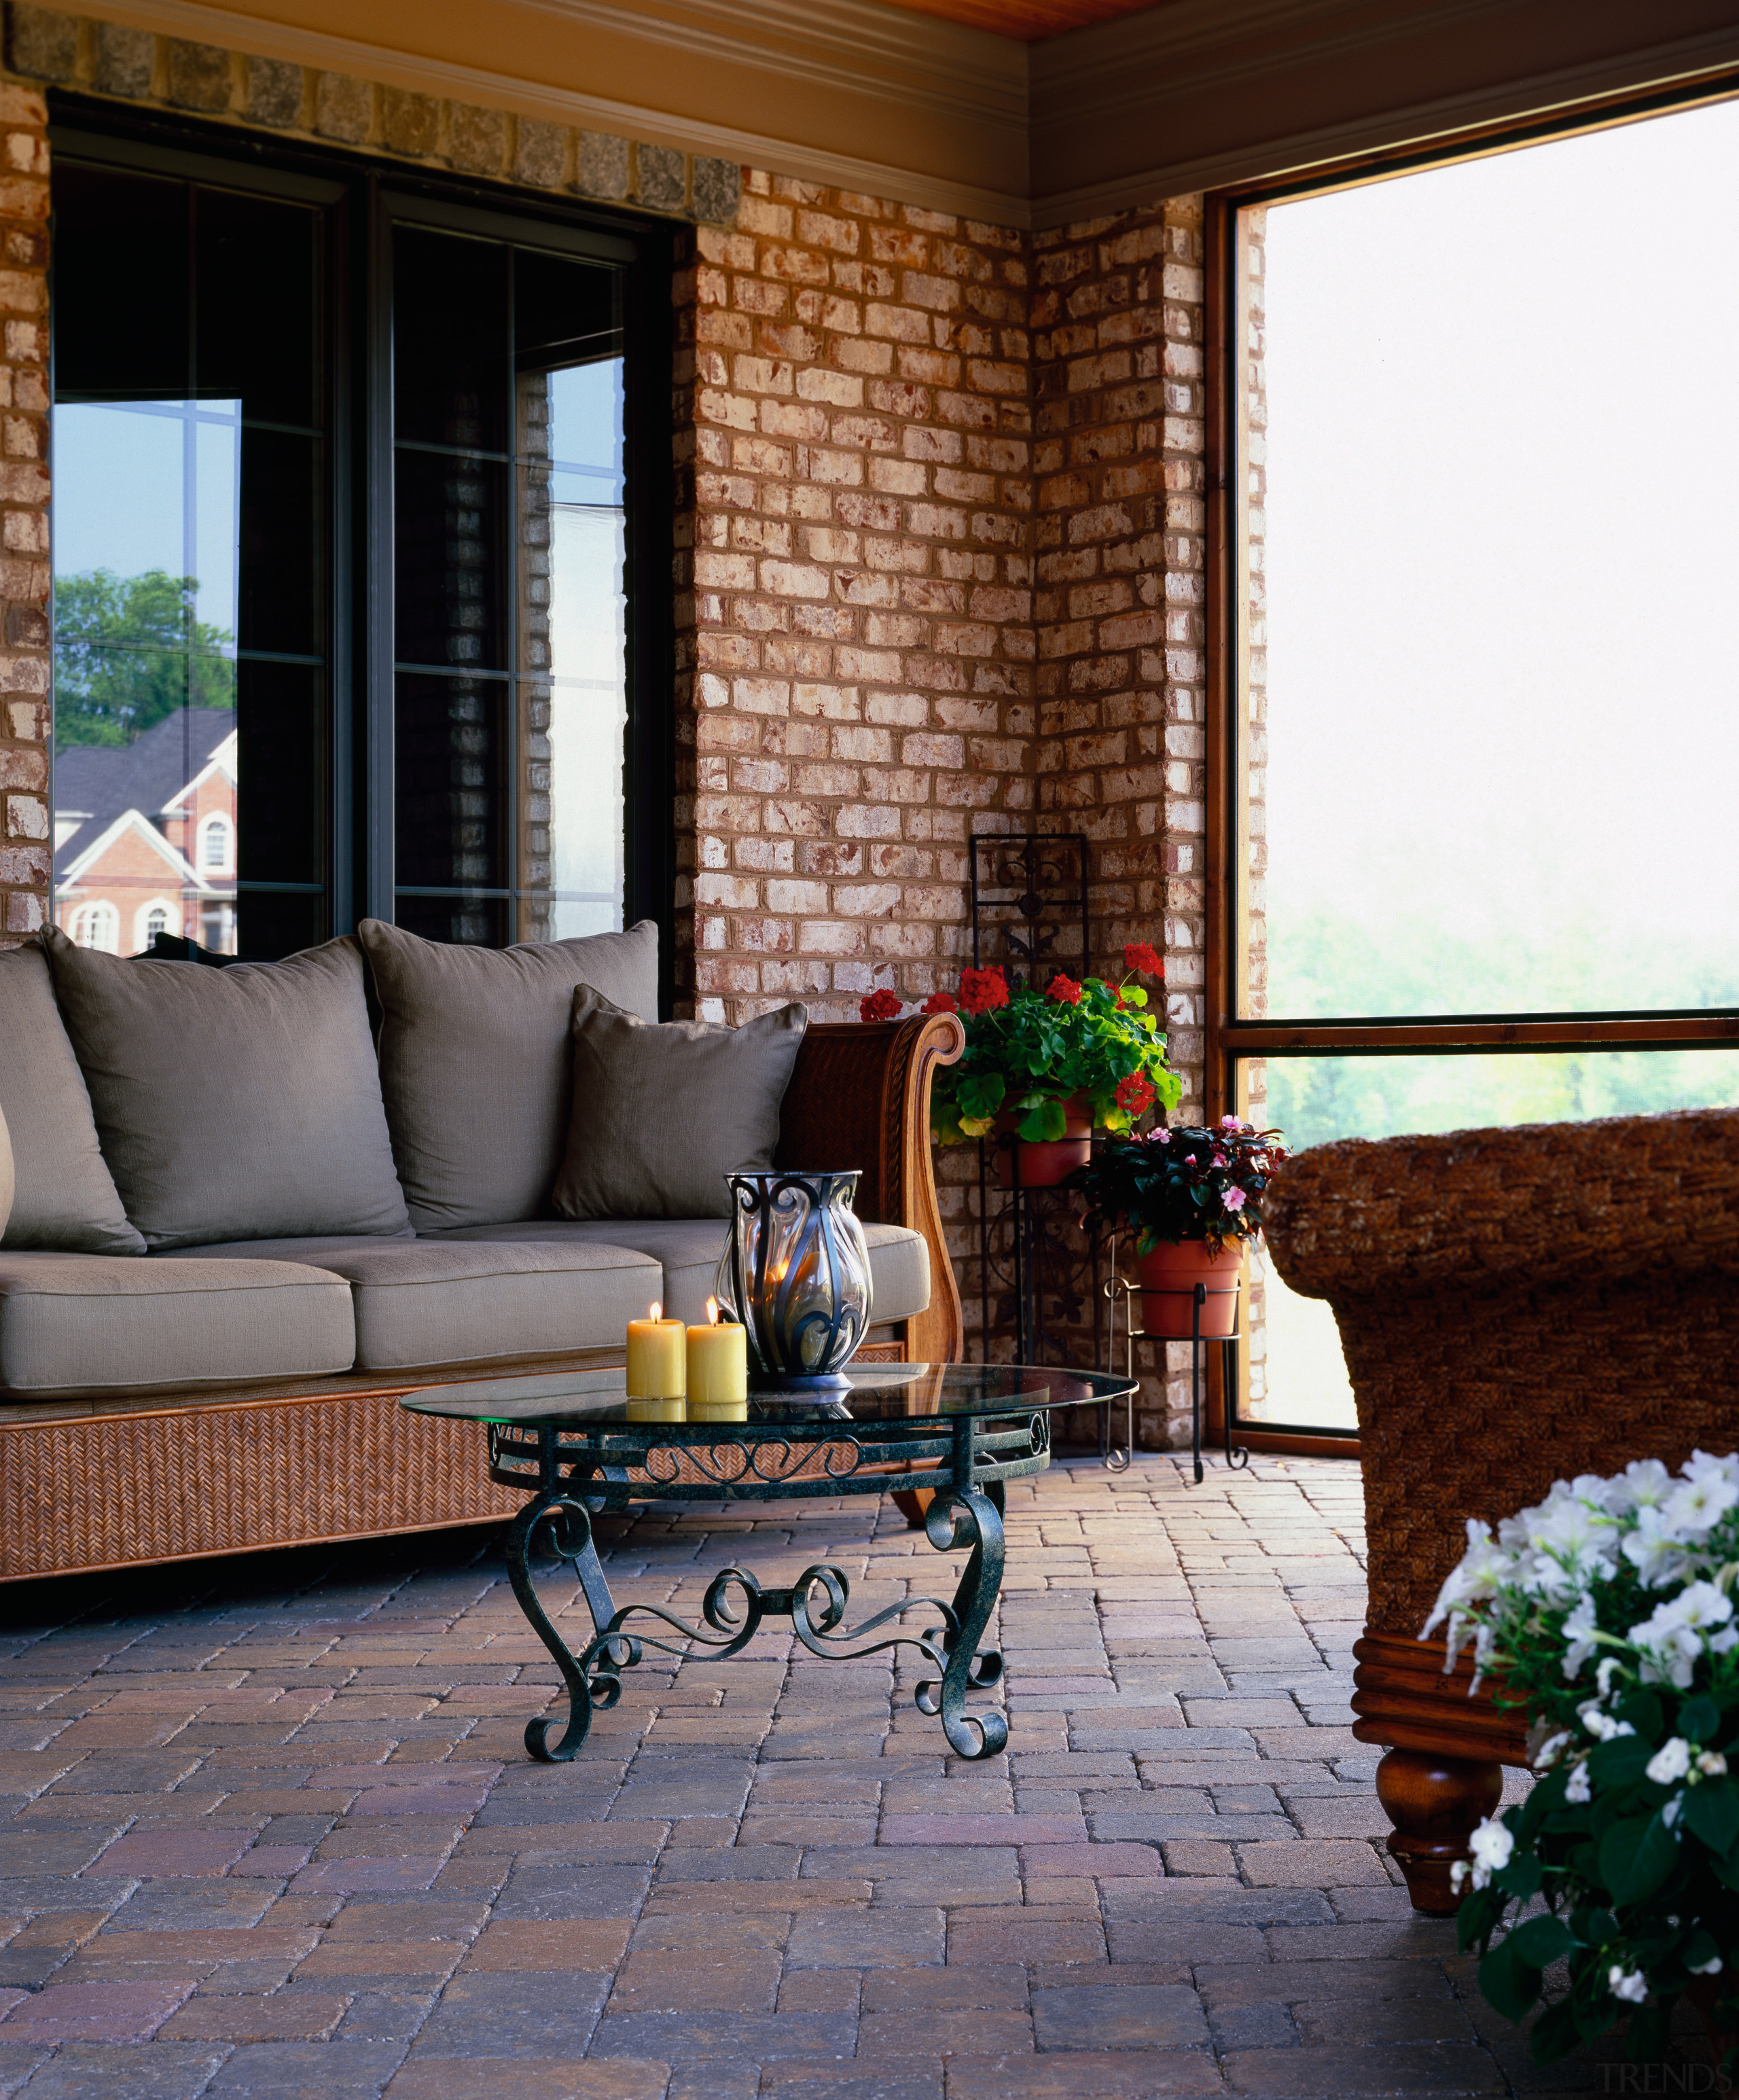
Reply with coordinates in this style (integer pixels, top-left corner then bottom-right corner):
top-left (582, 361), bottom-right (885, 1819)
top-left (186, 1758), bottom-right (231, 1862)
top-left (1263, 1106), bottom-right (1739, 1912)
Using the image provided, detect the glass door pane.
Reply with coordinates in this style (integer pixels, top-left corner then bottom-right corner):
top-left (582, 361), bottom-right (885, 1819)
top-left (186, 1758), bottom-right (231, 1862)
top-left (1242, 1046), bottom-right (1739, 1429)
top-left (52, 162), bottom-right (328, 958)
top-left (1247, 99), bottom-right (1739, 1022)
top-left (391, 217), bottom-right (625, 946)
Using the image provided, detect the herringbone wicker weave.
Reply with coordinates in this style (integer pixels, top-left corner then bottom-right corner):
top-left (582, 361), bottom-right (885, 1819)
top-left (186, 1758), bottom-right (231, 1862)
top-left (1263, 1105), bottom-right (1739, 1643)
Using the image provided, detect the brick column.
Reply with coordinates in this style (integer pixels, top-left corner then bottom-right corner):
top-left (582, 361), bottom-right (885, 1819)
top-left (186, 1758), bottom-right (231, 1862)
top-left (0, 78), bottom-right (47, 945)
top-left (1028, 196), bottom-right (1208, 1446)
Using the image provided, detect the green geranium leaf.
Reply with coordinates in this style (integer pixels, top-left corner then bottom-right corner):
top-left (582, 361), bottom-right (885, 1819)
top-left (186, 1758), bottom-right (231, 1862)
top-left (1600, 1810), bottom-right (1679, 1906)
top-left (1683, 1779), bottom-right (1739, 1857)
top-left (958, 1073), bottom-right (1006, 1120)
top-left (1017, 1096), bottom-right (1068, 1143)
top-left (1480, 1938), bottom-right (1543, 2023)
top-left (1508, 1914), bottom-right (1576, 1968)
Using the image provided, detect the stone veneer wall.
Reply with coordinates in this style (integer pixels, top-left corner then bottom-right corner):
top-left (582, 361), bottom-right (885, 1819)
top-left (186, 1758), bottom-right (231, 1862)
top-left (1, 0), bottom-right (1217, 1444)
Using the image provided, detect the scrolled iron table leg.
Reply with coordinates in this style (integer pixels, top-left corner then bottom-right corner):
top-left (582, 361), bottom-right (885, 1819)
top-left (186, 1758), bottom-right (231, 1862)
top-left (914, 1480), bottom-right (1008, 1759)
top-left (505, 1487), bottom-right (621, 1764)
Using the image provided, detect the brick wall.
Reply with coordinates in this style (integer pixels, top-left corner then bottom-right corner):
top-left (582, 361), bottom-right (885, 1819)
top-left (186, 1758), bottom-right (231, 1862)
top-left (673, 172), bottom-right (1037, 1028)
top-left (0, 75), bottom-right (46, 943)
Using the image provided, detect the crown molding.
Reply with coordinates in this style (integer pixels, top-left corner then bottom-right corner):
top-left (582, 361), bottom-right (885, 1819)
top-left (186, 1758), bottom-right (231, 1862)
top-left (73, 0), bottom-right (1032, 220)
top-left (57, 0), bottom-right (1739, 235)
top-left (1028, 0), bottom-right (1739, 225)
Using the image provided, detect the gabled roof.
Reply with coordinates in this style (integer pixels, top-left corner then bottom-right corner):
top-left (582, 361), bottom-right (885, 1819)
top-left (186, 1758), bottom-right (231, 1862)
top-left (57, 806), bottom-right (208, 894)
top-left (54, 708), bottom-right (236, 879)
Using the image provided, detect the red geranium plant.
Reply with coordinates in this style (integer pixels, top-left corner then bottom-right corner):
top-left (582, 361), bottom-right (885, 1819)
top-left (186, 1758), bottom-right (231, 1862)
top-left (920, 943), bottom-right (1181, 1147)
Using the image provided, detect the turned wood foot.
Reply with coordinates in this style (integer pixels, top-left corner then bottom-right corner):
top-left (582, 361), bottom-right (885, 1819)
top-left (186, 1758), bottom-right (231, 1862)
top-left (891, 1487), bottom-right (933, 1528)
top-left (1376, 1747), bottom-right (1503, 1915)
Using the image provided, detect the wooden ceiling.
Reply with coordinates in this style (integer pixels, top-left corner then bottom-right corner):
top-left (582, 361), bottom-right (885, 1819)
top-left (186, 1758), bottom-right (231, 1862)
top-left (867, 0), bottom-right (1164, 40)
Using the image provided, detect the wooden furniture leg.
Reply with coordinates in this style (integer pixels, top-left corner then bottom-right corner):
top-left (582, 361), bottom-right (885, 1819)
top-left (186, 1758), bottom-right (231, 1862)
top-left (1375, 1747), bottom-right (1503, 1915)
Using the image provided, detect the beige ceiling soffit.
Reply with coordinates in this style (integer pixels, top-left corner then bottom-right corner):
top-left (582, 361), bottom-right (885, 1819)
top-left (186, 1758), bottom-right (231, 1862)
top-left (1029, 5), bottom-right (1739, 225)
top-left (71, 0), bottom-right (1033, 221)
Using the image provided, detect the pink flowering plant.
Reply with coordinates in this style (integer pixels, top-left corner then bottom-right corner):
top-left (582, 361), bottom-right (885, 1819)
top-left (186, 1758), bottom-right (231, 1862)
top-left (1423, 1453), bottom-right (1739, 2071)
top-left (910, 946), bottom-right (1181, 1147)
top-left (1063, 1116), bottom-right (1289, 1255)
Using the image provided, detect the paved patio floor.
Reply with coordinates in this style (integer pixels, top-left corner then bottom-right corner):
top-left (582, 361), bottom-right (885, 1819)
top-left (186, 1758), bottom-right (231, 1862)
top-left (0, 1451), bottom-right (1645, 2099)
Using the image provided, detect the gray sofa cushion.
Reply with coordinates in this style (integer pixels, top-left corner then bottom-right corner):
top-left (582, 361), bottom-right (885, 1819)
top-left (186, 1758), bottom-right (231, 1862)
top-left (358, 917), bottom-right (660, 1234)
top-left (176, 1235), bottom-right (660, 1370)
top-left (0, 1253), bottom-right (355, 1394)
top-left (429, 1217), bottom-right (930, 1330)
top-left (0, 944), bottom-right (143, 1254)
top-left (41, 930), bottom-right (409, 1251)
top-left (554, 993), bottom-right (807, 1223)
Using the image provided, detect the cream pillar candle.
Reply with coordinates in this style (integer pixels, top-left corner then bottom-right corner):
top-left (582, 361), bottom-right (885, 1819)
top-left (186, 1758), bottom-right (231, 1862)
top-left (686, 1298), bottom-right (748, 1421)
top-left (626, 1301), bottom-right (686, 1399)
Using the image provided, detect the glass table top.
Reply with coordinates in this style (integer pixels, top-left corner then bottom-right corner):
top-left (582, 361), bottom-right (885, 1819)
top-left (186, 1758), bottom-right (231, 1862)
top-left (401, 1362), bottom-right (1136, 1433)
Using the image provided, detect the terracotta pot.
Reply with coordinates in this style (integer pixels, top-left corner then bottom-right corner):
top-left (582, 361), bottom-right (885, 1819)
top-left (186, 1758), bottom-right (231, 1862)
top-left (1135, 1239), bottom-right (1244, 1338)
top-left (994, 1095), bottom-right (1091, 1190)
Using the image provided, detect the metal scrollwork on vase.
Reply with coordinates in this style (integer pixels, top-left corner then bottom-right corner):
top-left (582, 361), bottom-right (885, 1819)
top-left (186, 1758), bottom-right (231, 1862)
top-left (715, 1169), bottom-right (872, 1391)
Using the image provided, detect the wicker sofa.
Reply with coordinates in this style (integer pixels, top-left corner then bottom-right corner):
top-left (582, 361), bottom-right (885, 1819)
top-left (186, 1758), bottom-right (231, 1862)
top-left (1263, 1107), bottom-right (1739, 1910)
top-left (0, 921), bottom-right (964, 1583)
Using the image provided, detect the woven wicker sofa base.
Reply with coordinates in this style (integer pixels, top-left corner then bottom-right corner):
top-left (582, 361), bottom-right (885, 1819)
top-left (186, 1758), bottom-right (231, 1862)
top-left (0, 1338), bottom-right (917, 1583)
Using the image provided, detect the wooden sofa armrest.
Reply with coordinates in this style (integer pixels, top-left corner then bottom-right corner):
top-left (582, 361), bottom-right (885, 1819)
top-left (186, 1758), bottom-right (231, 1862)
top-left (776, 1012), bottom-right (967, 1363)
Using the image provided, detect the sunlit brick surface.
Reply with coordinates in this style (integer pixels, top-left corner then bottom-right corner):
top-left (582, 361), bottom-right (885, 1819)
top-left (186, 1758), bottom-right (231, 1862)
top-left (0, 1455), bottom-right (1622, 2098)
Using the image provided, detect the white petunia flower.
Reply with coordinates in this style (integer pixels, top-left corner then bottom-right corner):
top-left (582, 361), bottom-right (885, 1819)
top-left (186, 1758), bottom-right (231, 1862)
top-left (1580, 1703), bottom-right (1636, 1742)
top-left (1609, 1459), bottom-right (1674, 1514)
top-left (1663, 1472), bottom-right (1739, 1537)
top-left (1560, 1594), bottom-right (1601, 1680)
top-left (1564, 1761), bottom-right (1592, 1804)
top-left (1533, 1730), bottom-right (1573, 1770)
top-left (1664, 1794), bottom-right (1685, 1830)
top-left (1422, 1520), bottom-right (1516, 1660)
top-left (1684, 1448), bottom-right (1739, 1493)
top-left (1466, 1815), bottom-right (1513, 1891)
top-left (1646, 1737), bottom-right (1693, 1785)
top-left (1630, 1580), bottom-right (1736, 1690)
top-left (1621, 1508), bottom-right (1700, 1591)
top-left (1689, 1954), bottom-right (1725, 1976)
top-left (1696, 1749), bottom-right (1729, 1777)
top-left (1609, 1966), bottom-right (1649, 2004)
top-left (1596, 1655), bottom-right (1624, 1698)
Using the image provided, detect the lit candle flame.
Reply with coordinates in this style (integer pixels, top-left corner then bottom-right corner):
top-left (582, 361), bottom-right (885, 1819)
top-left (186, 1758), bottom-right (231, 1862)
top-left (706, 1296), bottom-right (719, 1325)
top-left (649, 1300), bottom-right (661, 1322)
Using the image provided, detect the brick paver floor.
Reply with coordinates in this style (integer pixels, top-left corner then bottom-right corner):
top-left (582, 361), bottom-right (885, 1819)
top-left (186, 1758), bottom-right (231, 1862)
top-left (0, 1452), bottom-right (1646, 2098)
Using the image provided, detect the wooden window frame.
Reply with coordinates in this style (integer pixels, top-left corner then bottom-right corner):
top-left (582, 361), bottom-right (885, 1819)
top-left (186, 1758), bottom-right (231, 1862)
top-left (1202, 68), bottom-right (1739, 1454)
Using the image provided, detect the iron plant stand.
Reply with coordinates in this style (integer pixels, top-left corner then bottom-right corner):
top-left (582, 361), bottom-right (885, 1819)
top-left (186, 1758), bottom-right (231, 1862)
top-left (1104, 1249), bottom-right (1248, 1485)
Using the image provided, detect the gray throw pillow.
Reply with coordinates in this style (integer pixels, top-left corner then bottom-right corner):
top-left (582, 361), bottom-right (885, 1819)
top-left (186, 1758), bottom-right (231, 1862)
top-left (42, 929), bottom-right (410, 1251)
top-left (0, 942), bottom-right (144, 1253)
top-left (357, 917), bottom-right (660, 1232)
top-left (554, 989), bottom-right (807, 1222)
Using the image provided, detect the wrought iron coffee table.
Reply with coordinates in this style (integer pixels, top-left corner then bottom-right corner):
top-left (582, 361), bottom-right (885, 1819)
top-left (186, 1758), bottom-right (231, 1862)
top-left (402, 1362), bottom-right (1136, 1765)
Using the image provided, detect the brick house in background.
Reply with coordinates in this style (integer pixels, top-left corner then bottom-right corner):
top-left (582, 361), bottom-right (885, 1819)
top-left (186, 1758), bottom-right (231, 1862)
top-left (53, 708), bottom-right (236, 954)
